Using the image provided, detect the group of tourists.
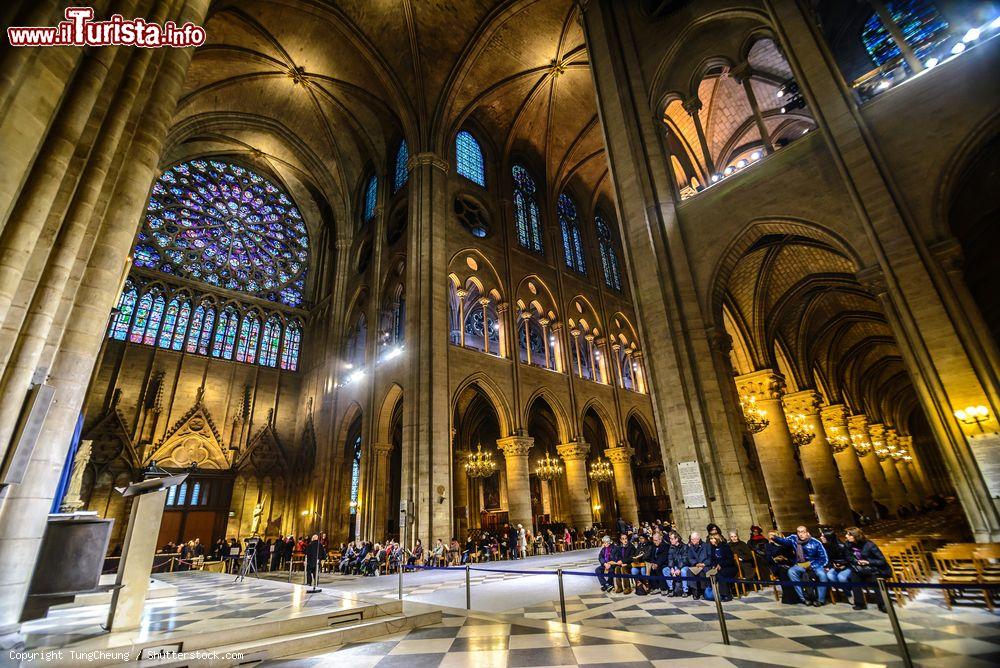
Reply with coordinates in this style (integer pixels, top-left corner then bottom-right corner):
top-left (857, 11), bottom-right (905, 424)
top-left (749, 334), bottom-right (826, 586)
top-left (594, 521), bottom-right (891, 611)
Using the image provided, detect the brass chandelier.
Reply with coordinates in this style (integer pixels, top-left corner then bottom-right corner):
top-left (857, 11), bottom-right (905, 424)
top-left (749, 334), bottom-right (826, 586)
top-left (787, 413), bottom-right (815, 447)
top-left (828, 428), bottom-right (850, 454)
top-left (851, 433), bottom-right (872, 457)
top-left (739, 394), bottom-right (769, 434)
top-left (535, 450), bottom-right (563, 481)
top-left (465, 444), bottom-right (499, 479)
top-left (588, 458), bottom-right (614, 482)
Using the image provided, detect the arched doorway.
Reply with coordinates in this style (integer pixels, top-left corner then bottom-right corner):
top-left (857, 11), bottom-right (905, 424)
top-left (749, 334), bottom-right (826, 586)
top-left (628, 415), bottom-right (669, 522)
top-left (452, 384), bottom-right (504, 536)
top-left (526, 396), bottom-right (564, 529)
top-left (582, 407), bottom-right (614, 529)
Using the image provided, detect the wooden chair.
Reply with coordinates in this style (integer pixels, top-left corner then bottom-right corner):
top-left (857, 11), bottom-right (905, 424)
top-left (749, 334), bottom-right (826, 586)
top-left (973, 544), bottom-right (1000, 611)
top-left (933, 545), bottom-right (981, 609)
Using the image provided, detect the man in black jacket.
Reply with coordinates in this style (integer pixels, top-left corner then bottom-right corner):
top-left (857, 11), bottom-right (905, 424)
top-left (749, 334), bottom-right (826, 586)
top-left (595, 535), bottom-right (616, 591)
top-left (664, 531), bottom-right (688, 597)
top-left (305, 534), bottom-right (326, 587)
top-left (612, 533), bottom-right (635, 594)
top-left (646, 532), bottom-right (670, 594)
top-left (683, 532), bottom-right (711, 600)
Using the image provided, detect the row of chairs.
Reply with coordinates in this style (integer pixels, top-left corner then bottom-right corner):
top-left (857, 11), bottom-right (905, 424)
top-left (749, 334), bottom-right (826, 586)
top-left (933, 543), bottom-right (1000, 610)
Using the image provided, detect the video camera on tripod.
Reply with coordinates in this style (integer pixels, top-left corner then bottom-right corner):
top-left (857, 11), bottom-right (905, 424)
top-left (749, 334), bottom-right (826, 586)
top-left (235, 535), bottom-right (260, 582)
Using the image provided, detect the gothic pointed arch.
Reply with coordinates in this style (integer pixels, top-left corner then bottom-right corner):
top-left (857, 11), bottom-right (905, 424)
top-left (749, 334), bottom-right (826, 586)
top-left (146, 389), bottom-right (230, 470)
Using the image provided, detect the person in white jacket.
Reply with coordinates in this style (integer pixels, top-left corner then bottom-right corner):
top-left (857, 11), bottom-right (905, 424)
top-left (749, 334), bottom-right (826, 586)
top-left (517, 524), bottom-right (527, 559)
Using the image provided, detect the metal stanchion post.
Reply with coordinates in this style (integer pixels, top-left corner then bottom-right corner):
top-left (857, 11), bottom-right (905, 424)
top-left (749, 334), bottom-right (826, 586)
top-left (710, 575), bottom-right (730, 645)
top-left (465, 565), bottom-right (471, 610)
top-left (877, 578), bottom-right (913, 668)
top-left (398, 558), bottom-right (403, 600)
top-left (558, 568), bottom-right (567, 624)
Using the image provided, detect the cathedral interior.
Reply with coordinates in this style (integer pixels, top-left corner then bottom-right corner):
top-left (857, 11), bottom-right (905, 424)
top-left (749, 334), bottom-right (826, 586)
top-left (1, 0), bottom-right (999, 663)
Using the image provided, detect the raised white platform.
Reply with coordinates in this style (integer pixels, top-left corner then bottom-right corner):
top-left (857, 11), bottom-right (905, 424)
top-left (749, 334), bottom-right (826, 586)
top-left (14, 571), bottom-right (440, 667)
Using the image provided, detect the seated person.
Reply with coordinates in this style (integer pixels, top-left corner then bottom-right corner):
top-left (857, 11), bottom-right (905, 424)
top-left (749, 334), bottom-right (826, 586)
top-left (631, 534), bottom-right (652, 595)
top-left (682, 532), bottom-right (711, 600)
top-left (663, 531), bottom-right (688, 597)
top-left (613, 533), bottom-right (635, 594)
top-left (595, 535), bottom-right (616, 591)
top-left (772, 526), bottom-right (829, 606)
top-left (646, 532), bottom-right (670, 595)
top-left (764, 531), bottom-right (800, 605)
top-left (844, 526), bottom-right (891, 612)
top-left (820, 528), bottom-right (852, 599)
top-left (707, 533), bottom-right (737, 601)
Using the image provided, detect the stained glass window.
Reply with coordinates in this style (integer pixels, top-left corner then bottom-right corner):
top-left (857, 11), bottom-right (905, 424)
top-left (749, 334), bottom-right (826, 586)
top-left (260, 315), bottom-right (281, 367)
top-left (349, 435), bottom-right (361, 514)
top-left (158, 299), bottom-right (180, 348)
top-left (862, 1), bottom-right (949, 68)
top-left (198, 306), bottom-right (216, 355)
top-left (558, 194), bottom-right (586, 274)
top-left (129, 292), bottom-right (153, 343)
top-left (142, 295), bottom-right (165, 346)
top-left (171, 300), bottom-right (191, 350)
top-left (212, 307), bottom-right (239, 359)
top-left (394, 141), bottom-right (409, 192)
top-left (456, 131), bottom-right (485, 187)
top-left (281, 321), bottom-right (301, 371)
top-left (109, 286), bottom-right (137, 340)
top-left (364, 175), bottom-right (378, 222)
top-left (512, 164), bottom-right (543, 253)
top-left (619, 349), bottom-right (635, 391)
top-left (596, 214), bottom-right (622, 291)
top-left (236, 313), bottom-right (261, 363)
top-left (140, 159), bottom-right (308, 307)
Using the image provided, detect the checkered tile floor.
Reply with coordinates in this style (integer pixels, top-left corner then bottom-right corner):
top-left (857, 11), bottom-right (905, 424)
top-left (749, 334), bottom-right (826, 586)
top-left (502, 587), bottom-right (1000, 666)
top-left (263, 611), bottom-right (778, 667)
top-left (18, 572), bottom-right (381, 651)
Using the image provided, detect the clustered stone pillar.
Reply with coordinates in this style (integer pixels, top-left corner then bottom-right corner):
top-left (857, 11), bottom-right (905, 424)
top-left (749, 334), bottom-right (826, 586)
top-left (497, 436), bottom-right (534, 530)
top-left (366, 442), bottom-right (394, 539)
top-left (887, 429), bottom-right (919, 506)
top-left (783, 391), bottom-right (853, 526)
top-left (846, 414), bottom-right (891, 513)
top-left (898, 435), bottom-right (929, 499)
top-left (820, 404), bottom-right (876, 518)
top-left (605, 445), bottom-right (639, 526)
top-left (735, 370), bottom-right (816, 530)
top-left (557, 441), bottom-right (594, 530)
top-left (870, 423), bottom-right (907, 513)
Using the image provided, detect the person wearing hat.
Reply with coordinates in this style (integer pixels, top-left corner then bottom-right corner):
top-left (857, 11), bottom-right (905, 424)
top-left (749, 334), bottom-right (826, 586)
top-left (595, 535), bottom-right (616, 591)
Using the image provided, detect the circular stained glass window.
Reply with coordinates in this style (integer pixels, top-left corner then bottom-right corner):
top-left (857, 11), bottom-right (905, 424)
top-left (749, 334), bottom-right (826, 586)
top-left (135, 159), bottom-right (309, 307)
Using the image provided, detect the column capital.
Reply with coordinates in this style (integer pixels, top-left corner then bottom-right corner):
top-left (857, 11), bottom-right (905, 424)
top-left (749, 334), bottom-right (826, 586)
top-left (557, 441), bottom-right (590, 461)
top-left (868, 422), bottom-right (886, 443)
top-left (682, 97), bottom-right (703, 115)
top-left (372, 441), bottom-right (394, 455)
top-left (886, 428), bottom-right (900, 448)
top-left (856, 265), bottom-right (888, 297)
top-left (730, 61), bottom-right (753, 83)
top-left (604, 446), bottom-right (634, 464)
top-left (734, 369), bottom-right (786, 401)
top-left (846, 414), bottom-right (870, 432)
top-left (497, 435), bottom-right (534, 457)
top-left (782, 389), bottom-right (823, 416)
top-left (820, 403), bottom-right (850, 425)
top-left (408, 152), bottom-right (449, 173)
top-left (898, 434), bottom-right (913, 448)
top-left (706, 326), bottom-right (733, 356)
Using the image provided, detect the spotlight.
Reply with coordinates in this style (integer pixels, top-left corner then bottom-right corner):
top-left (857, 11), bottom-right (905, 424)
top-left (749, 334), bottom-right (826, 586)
top-left (951, 41), bottom-right (966, 55)
top-left (736, 159), bottom-right (747, 168)
top-left (724, 166), bottom-right (734, 176)
top-left (750, 151), bottom-right (761, 161)
top-left (925, 57), bottom-right (939, 68)
top-left (776, 89), bottom-right (784, 98)
top-left (876, 80), bottom-right (891, 91)
top-left (963, 28), bottom-right (980, 42)
top-left (992, 17), bottom-right (1000, 30)
top-left (384, 346), bottom-right (403, 361)
top-left (711, 174), bottom-right (720, 183)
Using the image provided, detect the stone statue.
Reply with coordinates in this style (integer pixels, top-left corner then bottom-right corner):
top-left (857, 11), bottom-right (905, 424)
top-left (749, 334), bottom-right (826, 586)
top-left (60, 440), bottom-right (93, 513)
top-left (250, 495), bottom-right (267, 534)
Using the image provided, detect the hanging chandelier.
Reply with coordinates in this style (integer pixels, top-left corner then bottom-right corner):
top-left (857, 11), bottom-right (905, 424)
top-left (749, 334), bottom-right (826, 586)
top-left (829, 431), bottom-right (850, 454)
top-left (465, 444), bottom-right (498, 479)
top-left (874, 447), bottom-right (890, 462)
top-left (739, 394), bottom-right (769, 434)
top-left (787, 413), bottom-right (815, 447)
top-left (890, 448), bottom-right (906, 462)
top-left (588, 458), bottom-right (614, 483)
top-left (535, 450), bottom-right (563, 481)
top-left (851, 433), bottom-right (872, 457)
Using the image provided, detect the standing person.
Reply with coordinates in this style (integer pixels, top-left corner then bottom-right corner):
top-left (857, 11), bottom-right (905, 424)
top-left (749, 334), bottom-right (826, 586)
top-left (773, 526), bottom-right (830, 606)
top-left (707, 534), bottom-right (737, 601)
top-left (305, 534), bottom-right (326, 587)
top-left (596, 536), bottom-right (616, 591)
top-left (517, 524), bottom-right (527, 559)
top-left (843, 527), bottom-right (890, 611)
top-left (682, 532), bottom-right (711, 600)
top-left (563, 526), bottom-right (572, 550)
top-left (546, 528), bottom-right (556, 555)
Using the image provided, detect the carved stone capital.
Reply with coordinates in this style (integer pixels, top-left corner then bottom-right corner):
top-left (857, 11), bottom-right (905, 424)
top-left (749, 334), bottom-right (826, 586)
top-left (497, 436), bottom-right (534, 457)
top-left (408, 152), bottom-right (449, 173)
top-left (734, 369), bottom-right (786, 401)
top-left (846, 414), bottom-right (870, 435)
top-left (857, 265), bottom-right (888, 297)
top-left (898, 435), bottom-right (913, 449)
top-left (557, 440), bottom-right (590, 461)
top-left (682, 97), bottom-right (703, 115)
top-left (930, 237), bottom-right (963, 274)
top-left (604, 446), bottom-right (634, 465)
top-left (868, 423), bottom-right (886, 445)
top-left (886, 428), bottom-right (899, 448)
top-left (372, 441), bottom-right (394, 455)
top-left (706, 326), bottom-right (733, 356)
top-left (730, 61), bottom-right (753, 83)
top-left (820, 403), bottom-right (850, 426)
top-left (782, 389), bottom-right (823, 416)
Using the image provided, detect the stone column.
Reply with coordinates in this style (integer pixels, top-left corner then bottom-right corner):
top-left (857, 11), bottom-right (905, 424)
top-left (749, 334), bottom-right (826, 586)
top-left (0, 0), bottom-right (210, 633)
top-left (820, 404), bottom-right (875, 517)
top-left (870, 423), bottom-right (907, 512)
top-left (898, 435), bottom-right (930, 498)
top-left (887, 429), bottom-right (919, 506)
top-left (783, 391), bottom-right (852, 526)
top-left (404, 151), bottom-right (452, 547)
top-left (557, 441), bottom-right (593, 529)
top-left (366, 442), bottom-right (393, 540)
top-left (846, 415), bottom-right (891, 512)
top-left (497, 436), bottom-right (534, 530)
top-left (605, 445), bottom-right (639, 525)
top-left (683, 97), bottom-right (716, 176)
top-left (731, 62), bottom-right (774, 154)
top-left (735, 370), bottom-right (816, 530)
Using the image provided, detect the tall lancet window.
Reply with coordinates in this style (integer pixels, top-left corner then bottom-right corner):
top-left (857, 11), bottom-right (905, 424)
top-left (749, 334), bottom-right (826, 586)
top-left (512, 164), bottom-right (544, 253)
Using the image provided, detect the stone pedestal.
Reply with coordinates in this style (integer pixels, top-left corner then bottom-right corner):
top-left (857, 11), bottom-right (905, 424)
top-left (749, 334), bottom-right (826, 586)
top-left (498, 436), bottom-right (534, 530)
top-left (557, 441), bottom-right (593, 529)
top-left (605, 445), bottom-right (639, 525)
top-left (784, 391), bottom-right (852, 526)
top-left (821, 405), bottom-right (875, 518)
top-left (735, 370), bottom-right (816, 530)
